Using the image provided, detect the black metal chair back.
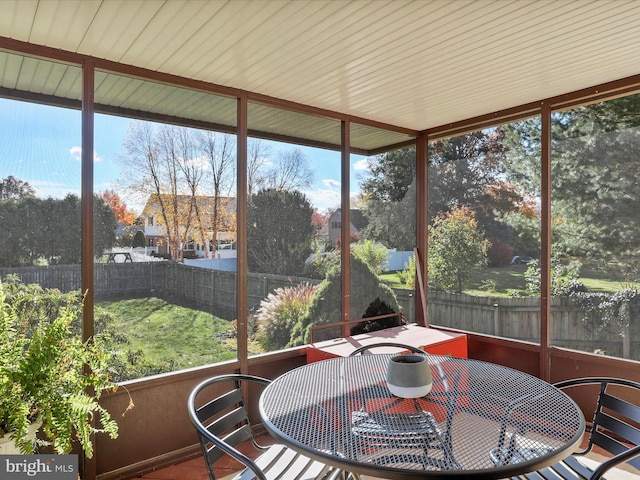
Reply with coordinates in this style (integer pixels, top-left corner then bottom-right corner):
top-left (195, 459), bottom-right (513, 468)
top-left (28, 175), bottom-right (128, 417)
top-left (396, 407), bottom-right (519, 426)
top-left (188, 374), bottom-right (346, 480)
top-left (188, 374), bottom-right (270, 480)
top-left (348, 342), bottom-right (425, 356)
top-left (495, 377), bottom-right (640, 480)
top-left (556, 377), bottom-right (640, 476)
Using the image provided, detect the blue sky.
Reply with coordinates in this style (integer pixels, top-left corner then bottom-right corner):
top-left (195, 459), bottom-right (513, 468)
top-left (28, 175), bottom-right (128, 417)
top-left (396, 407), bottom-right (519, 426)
top-left (0, 98), bottom-right (369, 215)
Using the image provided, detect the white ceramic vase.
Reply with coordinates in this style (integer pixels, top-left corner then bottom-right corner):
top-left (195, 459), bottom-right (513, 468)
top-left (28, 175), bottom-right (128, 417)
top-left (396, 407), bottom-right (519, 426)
top-left (386, 354), bottom-right (433, 398)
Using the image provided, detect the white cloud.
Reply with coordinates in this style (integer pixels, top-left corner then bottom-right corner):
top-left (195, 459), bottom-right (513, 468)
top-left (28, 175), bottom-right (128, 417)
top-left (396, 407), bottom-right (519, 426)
top-left (353, 158), bottom-right (370, 171)
top-left (188, 155), bottom-right (209, 170)
top-left (70, 146), bottom-right (102, 163)
top-left (322, 178), bottom-right (340, 189)
top-left (302, 188), bottom-right (341, 212)
top-left (31, 180), bottom-right (79, 199)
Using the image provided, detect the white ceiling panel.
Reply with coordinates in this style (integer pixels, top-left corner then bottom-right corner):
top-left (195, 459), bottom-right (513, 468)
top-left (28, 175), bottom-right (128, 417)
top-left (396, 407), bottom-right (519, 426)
top-left (1, 0), bottom-right (640, 134)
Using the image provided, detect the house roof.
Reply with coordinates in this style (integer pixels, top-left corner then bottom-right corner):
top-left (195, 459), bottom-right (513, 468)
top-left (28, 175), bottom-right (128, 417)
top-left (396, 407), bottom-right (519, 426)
top-left (349, 210), bottom-right (369, 232)
top-left (329, 208), bottom-right (369, 231)
top-left (1, 1), bottom-right (640, 152)
top-left (142, 194), bottom-right (236, 227)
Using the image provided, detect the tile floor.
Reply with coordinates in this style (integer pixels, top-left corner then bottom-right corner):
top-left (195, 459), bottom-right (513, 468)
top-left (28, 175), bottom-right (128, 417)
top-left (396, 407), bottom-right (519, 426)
top-left (139, 434), bottom-right (274, 480)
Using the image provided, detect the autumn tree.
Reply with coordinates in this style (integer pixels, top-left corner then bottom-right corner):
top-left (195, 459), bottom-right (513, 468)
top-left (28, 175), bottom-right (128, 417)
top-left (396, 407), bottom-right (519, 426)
top-left (121, 122), bottom-right (236, 260)
top-left (122, 122), bottom-right (316, 261)
top-left (428, 130), bottom-right (517, 242)
top-left (100, 190), bottom-right (136, 224)
top-left (361, 134), bottom-right (519, 251)
top-left (173, 126), bottom-right (207, 257)
top-left (311, 209), bottom-right (328, 235)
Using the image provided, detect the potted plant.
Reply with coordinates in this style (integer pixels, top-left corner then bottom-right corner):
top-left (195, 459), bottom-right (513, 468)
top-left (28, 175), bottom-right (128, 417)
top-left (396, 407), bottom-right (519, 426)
top-left (0, 275), bottom-right (121, 456)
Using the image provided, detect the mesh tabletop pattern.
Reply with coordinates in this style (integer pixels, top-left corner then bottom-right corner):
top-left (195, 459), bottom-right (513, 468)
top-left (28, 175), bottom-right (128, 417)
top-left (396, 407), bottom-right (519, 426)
top-left (259, 355), bottom-right (585, 479)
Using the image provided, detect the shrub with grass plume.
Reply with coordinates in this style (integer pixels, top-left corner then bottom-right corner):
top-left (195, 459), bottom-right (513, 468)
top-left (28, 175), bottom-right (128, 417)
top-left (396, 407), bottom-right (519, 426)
top-left (256, 283), bottom-right (318, 351)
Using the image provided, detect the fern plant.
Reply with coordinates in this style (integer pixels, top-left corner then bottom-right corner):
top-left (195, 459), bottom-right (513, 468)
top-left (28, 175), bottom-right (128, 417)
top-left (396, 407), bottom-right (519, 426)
top-left (0, 276), bottom-right (121, 456)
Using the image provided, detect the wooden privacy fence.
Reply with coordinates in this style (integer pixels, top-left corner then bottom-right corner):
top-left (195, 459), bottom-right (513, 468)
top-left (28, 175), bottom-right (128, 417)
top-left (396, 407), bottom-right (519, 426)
top-left (1, 263), bottom-right (637, 359)
top-left (427, 291), bottom-right (639, 360)
top-left (0, 262), bottom-right (318, 319)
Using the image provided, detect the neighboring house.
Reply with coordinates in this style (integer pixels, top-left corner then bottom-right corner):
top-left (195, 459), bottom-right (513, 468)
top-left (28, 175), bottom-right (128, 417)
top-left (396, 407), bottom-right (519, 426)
top-left (328, 209), bottom-right (368, 246)
top-left (141, 194), bottom-right (236, 259)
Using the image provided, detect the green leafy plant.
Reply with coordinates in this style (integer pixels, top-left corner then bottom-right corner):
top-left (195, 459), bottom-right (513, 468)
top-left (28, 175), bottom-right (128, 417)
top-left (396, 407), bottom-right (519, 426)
top-left (524, 250), bottom-right (585, 296)
top-left (568, 288), bottom-right (640, 339)
top-left (0, 276), bottom-right (122, 456)
top-left (428, 206), bottom-right (489, 293)
top-left (398, 255), bottom-right (417, 289)
top-left (351, 240), bottom-right (389, 275)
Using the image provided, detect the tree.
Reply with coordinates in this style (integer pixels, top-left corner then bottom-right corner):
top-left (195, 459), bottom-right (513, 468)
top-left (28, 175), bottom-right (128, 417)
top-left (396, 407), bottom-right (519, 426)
top-left (360, 148), bottom-right (416, 203)
top-left (428, 206), bottom-right (488, 293)
top-left (359, 148), bottom-right (416, 250)
top-left (122, 123), bottom-right (198, 260)
top-left (247, 189), bottom-right (314, 275)
top-left (311, 209), bottom-right (327, 235)
top-left (247, 138), bottom-right (270, 196)
top-left (360, 135), bottom-right (519, 251)
top-left (0, 176), bottom-right (35, 200)
top-left (502, 96), bottom-right (640, 269)
top-left (122, 122), bottom-right (183, 260)
top-left (428, 130), bottom-right (517, 241)
top-left (200, 131), bottom-right (236, 258)
top-left (121, 122), bottom-right (238, 261)
top-left (174, 126), bottom-right (207, 258)
top-left (552, 109), bottom-right (640, 267)
top-left (0, 199), bottom-right (23, 266)
top-left (0, 195), bottom-right (116, 266)
top-left (94, 195), bottom-right (118, 258)
top-left (265, 148), bottom-right (314, 191)
top-left (100, 190), bottom-right (136, 225)
top-left (362, 180), bottom-right (416, 251)
top-left (132, 230), bottom-right (146, 248)
top-left (248, 141), bottom-right (314, 195)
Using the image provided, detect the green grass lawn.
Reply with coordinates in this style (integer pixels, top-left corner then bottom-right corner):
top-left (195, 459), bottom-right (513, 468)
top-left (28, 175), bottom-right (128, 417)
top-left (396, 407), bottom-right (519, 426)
top-left (97, 263), bottom-right (630, 378)
top-left (97, 297), bottom-right (241, 371)
top-left (382, 263), bottom-right (628, 297)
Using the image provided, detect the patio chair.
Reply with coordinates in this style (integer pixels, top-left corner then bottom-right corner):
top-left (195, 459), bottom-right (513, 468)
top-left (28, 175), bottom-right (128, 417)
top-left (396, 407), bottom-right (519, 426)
top-left (188, 374), bottom-right (346, 480)
top-left (491, 377), bottom-right (640, 480)
top-left (347, 343), bottom-right (459, 471)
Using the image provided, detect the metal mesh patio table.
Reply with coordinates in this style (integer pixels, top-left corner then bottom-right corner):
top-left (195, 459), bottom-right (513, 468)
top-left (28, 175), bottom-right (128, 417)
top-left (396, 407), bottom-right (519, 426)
top-left (259, 354), bottom-right (585, 479)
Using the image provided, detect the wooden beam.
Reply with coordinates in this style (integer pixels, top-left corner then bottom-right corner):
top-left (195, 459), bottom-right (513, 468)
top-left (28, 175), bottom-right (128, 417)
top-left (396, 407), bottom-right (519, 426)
top-left (341, 120), bottom-right (351, 338)
top-left (540, 102), bottom-right (552, 382)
